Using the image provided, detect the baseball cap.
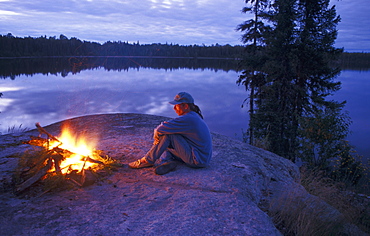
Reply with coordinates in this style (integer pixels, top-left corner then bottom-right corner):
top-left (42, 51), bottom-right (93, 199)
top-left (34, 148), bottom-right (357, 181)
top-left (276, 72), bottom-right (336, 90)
top-left (169, 92), bottom-right (194, 105)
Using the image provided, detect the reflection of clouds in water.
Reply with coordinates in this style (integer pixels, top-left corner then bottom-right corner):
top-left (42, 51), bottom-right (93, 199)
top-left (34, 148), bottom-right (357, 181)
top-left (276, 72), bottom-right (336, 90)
top-left (136, 97), bottom-right (173, 116)
top-left (0, 98), bottom-right (13, 110)
top-left (1, 68), bottom-right (247, 137)
top-left (0, 86), bottom-right (24, 92)
top-left (1, 68), bottom-right (369, 161)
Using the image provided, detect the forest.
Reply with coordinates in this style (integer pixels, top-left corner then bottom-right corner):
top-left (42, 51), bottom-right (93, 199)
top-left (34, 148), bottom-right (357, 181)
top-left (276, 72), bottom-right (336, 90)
top-left (0, 33), bottom-right (244, 58)
top-left (1, 33), bottom-right (369, 70)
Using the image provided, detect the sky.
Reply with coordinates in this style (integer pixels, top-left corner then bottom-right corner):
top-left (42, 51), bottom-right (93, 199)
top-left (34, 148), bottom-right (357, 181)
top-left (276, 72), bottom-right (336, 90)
top-left (0, 0), bottom-right (369, 52)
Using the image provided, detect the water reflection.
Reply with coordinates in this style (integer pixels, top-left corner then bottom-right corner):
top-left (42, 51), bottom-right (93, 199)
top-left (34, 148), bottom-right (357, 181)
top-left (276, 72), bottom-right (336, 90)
top-left (331, 70), bottom-right (370, 161)
top-left (0, 67), bottom-right (248, 140)
top-left (0, 57), bottom-right (240, 80)
top-left (0, 57), bottom-right (368, 162)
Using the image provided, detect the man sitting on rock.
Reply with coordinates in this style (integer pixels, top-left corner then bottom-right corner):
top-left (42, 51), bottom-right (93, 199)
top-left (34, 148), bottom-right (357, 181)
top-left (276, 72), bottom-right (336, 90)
top-left (128, 92), bottom-right (212, 175)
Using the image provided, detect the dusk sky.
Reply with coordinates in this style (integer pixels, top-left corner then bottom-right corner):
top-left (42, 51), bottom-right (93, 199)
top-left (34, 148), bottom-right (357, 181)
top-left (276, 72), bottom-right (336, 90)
top-left (0, 0), bottom-right (369, 52)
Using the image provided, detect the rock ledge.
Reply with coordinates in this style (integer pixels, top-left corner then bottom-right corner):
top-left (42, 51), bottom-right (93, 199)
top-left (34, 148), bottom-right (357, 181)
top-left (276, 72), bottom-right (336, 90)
top-left (0, 113), bottom-right (364, 235)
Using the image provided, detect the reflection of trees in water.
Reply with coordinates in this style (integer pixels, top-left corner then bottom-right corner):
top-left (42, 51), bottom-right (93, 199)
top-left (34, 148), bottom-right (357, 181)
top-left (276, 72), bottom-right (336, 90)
top-left (337, 53), bottom-right (370, 71)
top-left (0, 57), bottom-right (241, 80)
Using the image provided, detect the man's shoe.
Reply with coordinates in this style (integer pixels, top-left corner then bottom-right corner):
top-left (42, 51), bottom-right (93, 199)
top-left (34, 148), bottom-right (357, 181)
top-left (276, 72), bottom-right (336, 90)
top-left (155, 162), bottom-right (177, 175)
top-left (128, 158), bottom-right (153, 169)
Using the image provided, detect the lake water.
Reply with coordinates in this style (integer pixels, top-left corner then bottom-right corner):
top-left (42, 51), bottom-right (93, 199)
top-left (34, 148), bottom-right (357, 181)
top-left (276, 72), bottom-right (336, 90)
top-left (0, 65), bottom-right (248, 138)
top-left (0, 58), bottom-right (368, 162)
top-left (331, 70), bottom-right (370, 162)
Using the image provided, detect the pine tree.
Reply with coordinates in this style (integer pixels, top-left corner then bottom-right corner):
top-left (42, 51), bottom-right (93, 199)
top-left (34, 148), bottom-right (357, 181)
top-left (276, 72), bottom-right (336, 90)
top-left (238, 0), bottom-right (346, 165)
top-left (236, 0), bottom-right (272, 144)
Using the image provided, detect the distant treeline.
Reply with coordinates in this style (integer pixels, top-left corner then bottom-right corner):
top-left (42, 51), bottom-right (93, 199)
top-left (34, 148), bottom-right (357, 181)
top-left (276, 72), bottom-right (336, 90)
top-left (0, 33), bottom-right (244, 59)
top-left (1, 33), bottom-right (369, 70)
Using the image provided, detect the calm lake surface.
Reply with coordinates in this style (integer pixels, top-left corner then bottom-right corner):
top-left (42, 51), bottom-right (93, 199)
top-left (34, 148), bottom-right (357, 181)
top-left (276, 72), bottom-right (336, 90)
top-left (0, 58), bottom-right (368, 162)
top-left (331, 70), bottom-right (370, 162)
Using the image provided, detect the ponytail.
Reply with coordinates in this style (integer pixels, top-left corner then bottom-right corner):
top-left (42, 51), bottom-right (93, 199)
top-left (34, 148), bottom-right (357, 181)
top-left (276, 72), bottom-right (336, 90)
top-left (188, 103), bottom-right (203, 119)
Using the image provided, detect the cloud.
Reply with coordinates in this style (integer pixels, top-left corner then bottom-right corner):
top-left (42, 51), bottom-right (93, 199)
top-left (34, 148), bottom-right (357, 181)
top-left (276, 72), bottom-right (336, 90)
top-left (334, 0), bottom-right (370, 51)
top-left (0, 0), bottom-right (245, 45)
top-left (0, 0), bottom-right (368, 50)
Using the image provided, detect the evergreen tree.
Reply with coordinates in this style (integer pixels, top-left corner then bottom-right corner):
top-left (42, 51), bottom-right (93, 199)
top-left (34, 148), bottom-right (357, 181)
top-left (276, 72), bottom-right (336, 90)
top-left (238, 0), bottom-right (350, 167)
top-left (237, 0), bottom-right (272, 145)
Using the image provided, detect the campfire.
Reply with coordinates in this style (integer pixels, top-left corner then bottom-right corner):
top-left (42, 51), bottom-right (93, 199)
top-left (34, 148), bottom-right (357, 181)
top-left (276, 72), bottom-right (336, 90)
top-left (15, 122), bottom-right (119, 194)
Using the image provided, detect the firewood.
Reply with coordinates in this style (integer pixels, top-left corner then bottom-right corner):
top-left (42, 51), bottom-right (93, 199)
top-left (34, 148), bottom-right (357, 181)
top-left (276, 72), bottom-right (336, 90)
top-left (85, 156), bottom-right (104, 164)
top-left (23, 136), bottom-right (50, 147)
top-left (68, 177), bottom-right (83, 187)
top-left (21, 150), bottom-right (53, 175)
top-left (80, 168), bottom-right (86, 186)
top-left (79, 157), bottom-right (87, 185)
top-left (15, 158), bottom-right (53, 193)
top-left (16, 123), bottom-right (115, 193)
top-left (35, 122), bottom-right (61, 143)
top-left (52, 154), bottom-right (63, 175)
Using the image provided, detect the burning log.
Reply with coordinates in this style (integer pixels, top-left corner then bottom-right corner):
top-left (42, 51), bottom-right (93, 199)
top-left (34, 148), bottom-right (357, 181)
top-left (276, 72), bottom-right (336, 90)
top-left (15, 123), bottom-right (119, 194)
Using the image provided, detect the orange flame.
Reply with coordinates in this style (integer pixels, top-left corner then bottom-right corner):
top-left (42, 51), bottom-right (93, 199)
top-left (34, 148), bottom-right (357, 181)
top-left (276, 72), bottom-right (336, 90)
top-left (50, 125), bottom-right (98, 174)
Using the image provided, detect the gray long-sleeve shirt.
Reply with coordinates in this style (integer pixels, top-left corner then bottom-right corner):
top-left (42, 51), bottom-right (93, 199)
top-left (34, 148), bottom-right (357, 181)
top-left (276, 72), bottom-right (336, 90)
top-left (155, 111), bottom-right (212, 165)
